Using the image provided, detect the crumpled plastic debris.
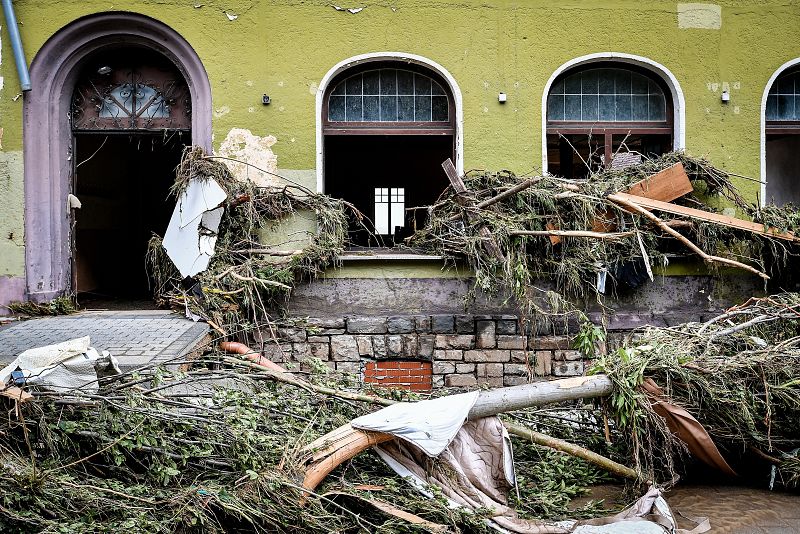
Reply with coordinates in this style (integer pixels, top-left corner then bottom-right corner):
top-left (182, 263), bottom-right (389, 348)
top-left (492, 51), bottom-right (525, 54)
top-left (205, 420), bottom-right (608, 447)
top-left (0, 336), bottom-right (121, 394)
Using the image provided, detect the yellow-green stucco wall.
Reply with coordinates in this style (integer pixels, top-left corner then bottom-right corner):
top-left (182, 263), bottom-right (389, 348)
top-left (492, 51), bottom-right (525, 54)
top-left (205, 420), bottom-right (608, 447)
top-left (1, 0), bottom-right (799, 288)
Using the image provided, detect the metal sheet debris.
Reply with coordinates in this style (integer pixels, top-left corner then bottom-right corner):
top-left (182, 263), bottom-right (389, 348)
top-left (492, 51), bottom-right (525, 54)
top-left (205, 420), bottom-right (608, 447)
top-left (162, 178), bottom-right (228, 278)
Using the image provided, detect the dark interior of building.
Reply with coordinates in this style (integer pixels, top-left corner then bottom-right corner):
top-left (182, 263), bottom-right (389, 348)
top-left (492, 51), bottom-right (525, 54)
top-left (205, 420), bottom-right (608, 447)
top-left (324, 135), bottom-right (453, 247)
top-left (73, 133), bottom-right (187, 300)
top-left (546, 133), bottom-right (671, 179)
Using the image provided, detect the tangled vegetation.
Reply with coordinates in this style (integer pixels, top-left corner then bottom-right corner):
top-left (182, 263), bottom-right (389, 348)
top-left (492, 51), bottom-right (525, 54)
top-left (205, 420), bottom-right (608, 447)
top-left (5, 296), bottom-right (77, 317)
top-left (410, 152), bottom-right (800, 328)
top-left (592, 292), bottom-right (800, 487)
top-left (147, 147), bottom-right (353, 336)
top-left (0, 355), bottom-right (615, 533)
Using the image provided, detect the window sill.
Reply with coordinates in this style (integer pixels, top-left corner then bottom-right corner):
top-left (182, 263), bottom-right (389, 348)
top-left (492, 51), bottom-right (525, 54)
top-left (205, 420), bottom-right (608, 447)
top-left (338, 248), bottom-right (444, 262)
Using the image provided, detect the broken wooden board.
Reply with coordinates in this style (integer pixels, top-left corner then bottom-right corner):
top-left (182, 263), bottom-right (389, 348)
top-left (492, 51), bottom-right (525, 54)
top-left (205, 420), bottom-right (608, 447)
top-left (610, 192), bottom-right (800, 242)
top-left (1, 386), bottom-right (33, 403)
top-left (441, 158), bottom-right (506, 261)
top-left (626, 162), bottom-right (693, 203)
top-left (552, 163), bottom-right (694, 244)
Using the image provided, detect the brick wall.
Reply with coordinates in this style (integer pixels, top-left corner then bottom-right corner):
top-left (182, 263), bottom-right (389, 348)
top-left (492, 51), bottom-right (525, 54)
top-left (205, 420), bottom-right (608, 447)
top-left (363, 360), bottom-right (433, 391)
top-left (259, 314), bottom-right (607, 388)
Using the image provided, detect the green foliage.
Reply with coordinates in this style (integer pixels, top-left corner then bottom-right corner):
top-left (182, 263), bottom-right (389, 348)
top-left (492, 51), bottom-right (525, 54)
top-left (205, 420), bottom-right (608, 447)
top-left (6, 296), bottom-right (76, 316)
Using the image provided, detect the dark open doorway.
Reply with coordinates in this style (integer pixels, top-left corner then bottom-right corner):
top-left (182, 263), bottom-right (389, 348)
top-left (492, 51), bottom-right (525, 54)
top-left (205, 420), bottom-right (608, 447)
top-left (73, 133), bottom-right (187, 301)
top-left (324, 135), bottom-right (452, 247)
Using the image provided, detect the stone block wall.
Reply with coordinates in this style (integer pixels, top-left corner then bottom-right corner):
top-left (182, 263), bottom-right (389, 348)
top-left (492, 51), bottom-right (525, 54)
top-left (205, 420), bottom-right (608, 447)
top-left (259, 314), bottom-right (607, 389)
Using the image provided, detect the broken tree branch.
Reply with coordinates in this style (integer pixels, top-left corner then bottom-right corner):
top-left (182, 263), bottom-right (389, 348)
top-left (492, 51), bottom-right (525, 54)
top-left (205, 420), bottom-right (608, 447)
top-left (608, 193), bottom-right (770, 280)
top-left (301, 375), bottom-right (615, 492)
top-left (503, 421), bottom-right (639, 480)
top-left (510, 230), bottom-right (634, 240)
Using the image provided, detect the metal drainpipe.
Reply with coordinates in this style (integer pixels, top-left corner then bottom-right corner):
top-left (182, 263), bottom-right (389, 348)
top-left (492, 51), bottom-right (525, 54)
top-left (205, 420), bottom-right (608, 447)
top-left (1, 0), bottom-right (31, 91)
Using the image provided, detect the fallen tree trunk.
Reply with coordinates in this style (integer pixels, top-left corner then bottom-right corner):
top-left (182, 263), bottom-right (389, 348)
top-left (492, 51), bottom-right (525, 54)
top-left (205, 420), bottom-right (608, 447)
top-left (301, 375), bottom-right (615, 492)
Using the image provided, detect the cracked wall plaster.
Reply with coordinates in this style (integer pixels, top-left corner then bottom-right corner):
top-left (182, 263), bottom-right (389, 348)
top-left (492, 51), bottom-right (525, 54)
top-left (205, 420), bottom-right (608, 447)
top-left (218, 128), bottom-right (279, 187)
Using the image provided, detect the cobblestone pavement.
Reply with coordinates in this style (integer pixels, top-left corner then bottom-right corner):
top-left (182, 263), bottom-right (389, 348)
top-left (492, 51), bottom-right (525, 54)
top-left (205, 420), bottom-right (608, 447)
top-left (0, 310), bottom-right (209, 370)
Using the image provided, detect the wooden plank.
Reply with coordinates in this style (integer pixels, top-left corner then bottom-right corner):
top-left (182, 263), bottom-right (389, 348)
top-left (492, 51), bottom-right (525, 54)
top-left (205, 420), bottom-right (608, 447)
top-left (1, 386), bottom-right (33, 403)
top-left (625, 162), bottom-right (693, 203)
top-left (440, 158), bottom-right (506, 261)
top-left (555, 163), bottom-right (694, 244)
top-left (610, 192), bottom-right (799, 242)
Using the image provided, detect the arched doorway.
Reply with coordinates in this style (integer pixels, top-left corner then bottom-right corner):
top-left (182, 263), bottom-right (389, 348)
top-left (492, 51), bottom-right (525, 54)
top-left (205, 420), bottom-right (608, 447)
top-left (763, 65), bottom-right (800, 206)
top-left (70, 47), bottom-right (191, 301)
top-left (319, 56), bottom-right (460, 248)
top-left (23, 13), bottom-right (211, 302)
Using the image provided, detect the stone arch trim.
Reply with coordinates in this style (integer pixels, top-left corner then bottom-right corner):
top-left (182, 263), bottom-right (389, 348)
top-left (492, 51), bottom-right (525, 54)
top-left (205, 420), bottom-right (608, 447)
top-left (315, 52), bottom-right (464, 193)
top-left (541, 52), bottom-right (686, 173)
top-left (23, 12), bottom-right (212, 300)
top-left (760, 58), bottom-right (800, 207)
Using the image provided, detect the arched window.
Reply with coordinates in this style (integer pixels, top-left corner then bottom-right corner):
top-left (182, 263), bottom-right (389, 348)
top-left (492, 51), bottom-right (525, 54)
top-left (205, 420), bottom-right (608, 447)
top-left (765, 67), bottom-right (800, 205)
top-left (322, 63), bottom-right (456, 247)
top-left (71, 48), bottom-right (191, 131)
top-left (546, 64), bottom-right (673, 179)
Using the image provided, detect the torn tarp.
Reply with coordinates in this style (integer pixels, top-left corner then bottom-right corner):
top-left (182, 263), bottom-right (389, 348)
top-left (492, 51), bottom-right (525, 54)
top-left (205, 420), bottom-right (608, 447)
top-left (0, 336), bottom-right (120, 394)
top-left (354, 395), bottom-right (703, 533)
top-left (162, 178), bottom-right (228, 278)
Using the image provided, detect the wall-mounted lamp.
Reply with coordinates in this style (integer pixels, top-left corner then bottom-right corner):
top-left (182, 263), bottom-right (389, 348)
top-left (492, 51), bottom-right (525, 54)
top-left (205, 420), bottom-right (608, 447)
top-left (498, 92), bottom-right (507, 104)
top-left (262, 94), bottom-right (271, 105)
top-left (721, 90), bottom-right (730, 103)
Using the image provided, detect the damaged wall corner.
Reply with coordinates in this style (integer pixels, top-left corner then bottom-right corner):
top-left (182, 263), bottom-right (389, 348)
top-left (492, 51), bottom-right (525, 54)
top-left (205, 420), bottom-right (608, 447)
top-left (218, 128), bottom-right (279, 188)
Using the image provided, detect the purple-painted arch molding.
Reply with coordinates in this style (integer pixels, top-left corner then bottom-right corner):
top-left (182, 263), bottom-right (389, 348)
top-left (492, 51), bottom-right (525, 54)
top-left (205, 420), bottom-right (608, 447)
top-left (23, 12), bottom-right (212, 301)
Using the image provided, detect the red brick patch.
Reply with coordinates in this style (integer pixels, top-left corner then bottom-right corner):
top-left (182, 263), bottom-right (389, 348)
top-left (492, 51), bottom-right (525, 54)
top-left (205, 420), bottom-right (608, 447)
top-left (363, 360), bottom-right (432, 392)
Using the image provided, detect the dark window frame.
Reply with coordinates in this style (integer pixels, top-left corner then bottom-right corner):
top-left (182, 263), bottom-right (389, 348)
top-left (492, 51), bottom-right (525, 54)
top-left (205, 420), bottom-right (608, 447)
top-left (546, 63), bottom-right (674, 169)
top-left (323, 63), bottom-right (456, 136)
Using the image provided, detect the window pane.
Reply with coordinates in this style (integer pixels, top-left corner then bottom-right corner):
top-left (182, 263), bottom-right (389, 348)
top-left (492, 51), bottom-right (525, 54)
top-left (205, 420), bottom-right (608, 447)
top-left (363, 96), bottom-right (380, 121)
top-left (381, 95), bottom-right (398, 121)
top-left (599, 95), bottom-right (615, 121)
top-left (415, 96), bottom-right (432, 121)
top-left (649, 94), bottom-right (666, 121)
top-left (778, 74), bottom-right (795, 95)
top-left (778, 95), bottom-right (794, 120)
top-left (397, 70), bottom-right (414, 95)
top-left (615, 95), bottom-right (632, 121)
top-left (598, 69), bottom-right (615, 93)
top-left (631, 72), bottom-right (648, 94)
top-left (398, 95), bottom-right (414, 121)
top-left (432, 81), bottom-right (446, 95)
top-left (380, 69), bottom-right (397, 95)
top-left (631, 95), bottom-right (649, 120)
top-left (432, 96), bottom-right (448, 121)
top-left (582, 70), bottom-right (598, 94)
top-left (550, 78), bottom-right (565, 95)
top-left (363, 71), bottom-right (379, 94)
top-left (582, 95), bottom-right (599, 121)
top-left (345, 95), bottom-right (362, 121)
top-left (766, 94), bottom-right (778, 120)
top-left (547, 94), bottom-right (564, 120)
top-left (414, 73), bottom-right (431, 95)
top-left (614, 70), bottom-right (631, 94)
top-left (331, 81), bottom-right (346, 96)
top-left (329, 95), bottom-right (345, 121)
top-left (346, 75), bottom-right (362, 95)
top-left (565, 95), bottom-right (582, 120)
top-left (564, 73), bottom-right (581, 94)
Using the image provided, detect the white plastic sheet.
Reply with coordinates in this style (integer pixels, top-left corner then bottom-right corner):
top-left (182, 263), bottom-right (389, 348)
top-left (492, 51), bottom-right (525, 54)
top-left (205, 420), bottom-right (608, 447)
top-left (0, 336), bottom-right (119, 394)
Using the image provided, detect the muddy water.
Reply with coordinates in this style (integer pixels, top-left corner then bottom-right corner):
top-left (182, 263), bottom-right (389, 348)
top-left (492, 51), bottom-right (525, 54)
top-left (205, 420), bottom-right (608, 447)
top-left (667, 485), bottom-right (800, 533)
top-left (574, 485), bottom-right (800, 533)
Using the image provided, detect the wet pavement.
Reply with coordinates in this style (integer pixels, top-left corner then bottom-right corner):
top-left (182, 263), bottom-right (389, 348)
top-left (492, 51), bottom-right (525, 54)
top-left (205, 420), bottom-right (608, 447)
top-left (0, 310), bottom-right (209, 370)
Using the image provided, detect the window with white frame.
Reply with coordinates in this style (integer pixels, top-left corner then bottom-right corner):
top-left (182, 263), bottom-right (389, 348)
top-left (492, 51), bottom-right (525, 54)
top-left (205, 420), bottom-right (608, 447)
top-left (374, 187), bottom-right (405, 235)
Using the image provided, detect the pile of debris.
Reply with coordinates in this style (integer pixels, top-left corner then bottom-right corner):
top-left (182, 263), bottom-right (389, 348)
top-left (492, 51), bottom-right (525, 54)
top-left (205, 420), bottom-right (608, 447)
top-left (411, 154), bottom-right (800, 322)
top-left (2, 293), bottom-right (800, 532)
top-left (4, 149), bottom-right (800, 532)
